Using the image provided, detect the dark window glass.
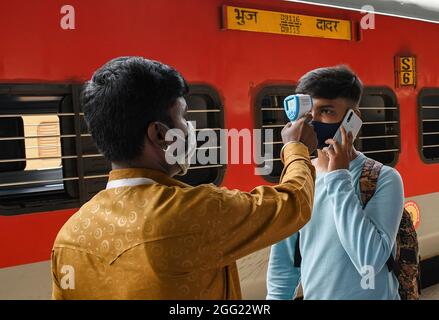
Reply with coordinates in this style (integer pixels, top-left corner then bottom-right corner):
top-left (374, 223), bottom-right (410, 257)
top-left (419, 89), bottom-right (439, 162)
top-left (356, 88), bottom-right (400, 166)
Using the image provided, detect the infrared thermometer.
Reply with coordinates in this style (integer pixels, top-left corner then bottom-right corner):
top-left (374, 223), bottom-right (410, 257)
top-left (283, 94), bottom-right (313, 122)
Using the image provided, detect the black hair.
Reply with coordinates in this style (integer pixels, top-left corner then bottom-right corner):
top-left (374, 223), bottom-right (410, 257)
top-left (295, 65), bottom-right (363, 105)
top-left (82, 56), bottom-right (188, 162)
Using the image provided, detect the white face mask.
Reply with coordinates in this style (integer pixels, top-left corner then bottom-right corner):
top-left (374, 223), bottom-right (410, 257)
top-left (160, 121), bottom-right (197, 176)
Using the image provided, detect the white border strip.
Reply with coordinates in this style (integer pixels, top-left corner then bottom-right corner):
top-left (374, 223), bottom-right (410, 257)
top-left (284, 0), bottom-right (439, 25)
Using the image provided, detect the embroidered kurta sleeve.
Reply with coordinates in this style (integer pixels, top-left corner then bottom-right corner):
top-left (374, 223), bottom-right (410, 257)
top-left (164, 142), bottom-right (316, 271)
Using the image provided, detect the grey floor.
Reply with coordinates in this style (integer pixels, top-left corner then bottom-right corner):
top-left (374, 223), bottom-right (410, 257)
top-left (0, 259), bottom-right (438, 300)
top-left (0, 261), bottom-right (52, 300)
top-left (421, 283), bottom-right (439, 300)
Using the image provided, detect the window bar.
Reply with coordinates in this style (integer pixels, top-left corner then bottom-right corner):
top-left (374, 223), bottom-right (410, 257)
top-left (187, 109), bottom-right (221, 113)
top-left (0, 113), bottom-right (84, 118)
top-left (358, 107), bottom-right (397, 110)
top-left (0, 134), bottom-right (91, 141)
top-left (363, 121), bottom-right (398, 125)
top-left (0, 175), bottom-right (109, 188)
top-left (0, 154), bottom-right (103, 164)
top-left (0, 164), bottom-right (226, 188)
top-left (262, 124), bottom-right (285, 128)
top-left (72, 85), bottom-right (87, 204)
top-left (362, 149), bottom-right (399, 154)
top-left (359, 134), bottom-right (399, 140)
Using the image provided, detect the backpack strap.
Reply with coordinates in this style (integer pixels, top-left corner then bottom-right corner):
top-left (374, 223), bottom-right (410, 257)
top-left (359, 158), bottom-right (383, 209)
top-left (360, 158), bottom-right (399, 275)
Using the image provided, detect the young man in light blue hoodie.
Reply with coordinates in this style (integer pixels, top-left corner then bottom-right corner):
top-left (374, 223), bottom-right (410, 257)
top-left (266, 66), bottom-right (404, 300)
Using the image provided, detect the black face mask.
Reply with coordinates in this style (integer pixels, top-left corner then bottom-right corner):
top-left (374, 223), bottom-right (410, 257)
top-left (311, 120), bottom-right (342, 149)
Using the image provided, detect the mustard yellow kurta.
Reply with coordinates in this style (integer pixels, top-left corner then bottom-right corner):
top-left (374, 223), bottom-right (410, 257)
top-left (51, 142), bottom-right (315, 299)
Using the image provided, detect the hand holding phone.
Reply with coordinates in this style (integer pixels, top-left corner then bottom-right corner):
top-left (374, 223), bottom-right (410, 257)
top-left (324, 109), bottom-right (362, 172)
top-left (332, 109), bottom-right (362, 146)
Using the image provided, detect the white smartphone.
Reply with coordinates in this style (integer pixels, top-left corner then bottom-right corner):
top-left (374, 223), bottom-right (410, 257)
top-left (332, 109), bottom-right (363, 145)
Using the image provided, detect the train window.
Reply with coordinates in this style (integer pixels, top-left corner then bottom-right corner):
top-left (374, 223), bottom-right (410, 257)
top-left (176, 85), bottom-right (225, 186)
top-left (0, 84), bottom-right (108, 215)
top-left (419, 88), bottom-right (439, 162)
top-left (0, 84), bottom-right (225, 215)
top-left (255, 86), bottom-right (296, 183)
top-left (255, 86), bottom-right (400, 182)
top-left (0, 95), bottom-right (66, 202)
top-left (356, 87), bottom-right (400, 166)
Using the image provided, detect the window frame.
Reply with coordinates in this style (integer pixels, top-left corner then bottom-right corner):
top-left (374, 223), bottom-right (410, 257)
top-left (0, 83), bottom-right (226, 216)
top-left (0, 84), bottom-right (83, 216)
top-left (418, 88), bottom-right (439, 164)
top-left (357, 86), bottom-right (401, 168)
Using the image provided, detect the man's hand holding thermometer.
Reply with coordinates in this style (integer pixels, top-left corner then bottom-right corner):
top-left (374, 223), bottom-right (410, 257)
top-left (283, 94), bottom-right (313, 122)
top-left (280, 94), bottom-right (317, 156)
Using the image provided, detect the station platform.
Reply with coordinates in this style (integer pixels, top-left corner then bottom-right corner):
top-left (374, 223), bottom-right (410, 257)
top-left (421, 283), bottom-right (439, 300)
top-left (0, 260), bottom-right (438, 300)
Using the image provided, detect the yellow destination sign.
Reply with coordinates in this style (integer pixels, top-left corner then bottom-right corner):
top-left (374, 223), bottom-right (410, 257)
top-left (398, 57), bottom-right (416, 86)
top-left (223, 5), bottom-right (352, 41)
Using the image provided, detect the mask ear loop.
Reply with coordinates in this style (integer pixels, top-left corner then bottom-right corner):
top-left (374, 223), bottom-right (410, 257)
top-left (155, 122), bottom-right (172, 153)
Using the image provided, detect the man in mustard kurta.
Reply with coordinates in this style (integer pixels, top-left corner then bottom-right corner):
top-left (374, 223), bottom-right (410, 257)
top-left (51, 56), bottom-right (317, 299)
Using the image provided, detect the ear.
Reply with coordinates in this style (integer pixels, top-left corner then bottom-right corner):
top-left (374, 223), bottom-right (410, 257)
top-left (147, 122), bottom-right (167, 150)
top-left (353, 107), bottom-right (361, 119)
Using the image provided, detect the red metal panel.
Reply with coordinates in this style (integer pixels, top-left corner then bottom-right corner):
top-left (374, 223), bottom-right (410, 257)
top-left (0, 0), bottom-right (438, 267)
top-left (0, 209), bottom-right (77, 268)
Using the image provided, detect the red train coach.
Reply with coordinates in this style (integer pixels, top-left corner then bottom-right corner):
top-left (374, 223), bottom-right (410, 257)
top-left (0, 0), bottom-right (438, 299)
